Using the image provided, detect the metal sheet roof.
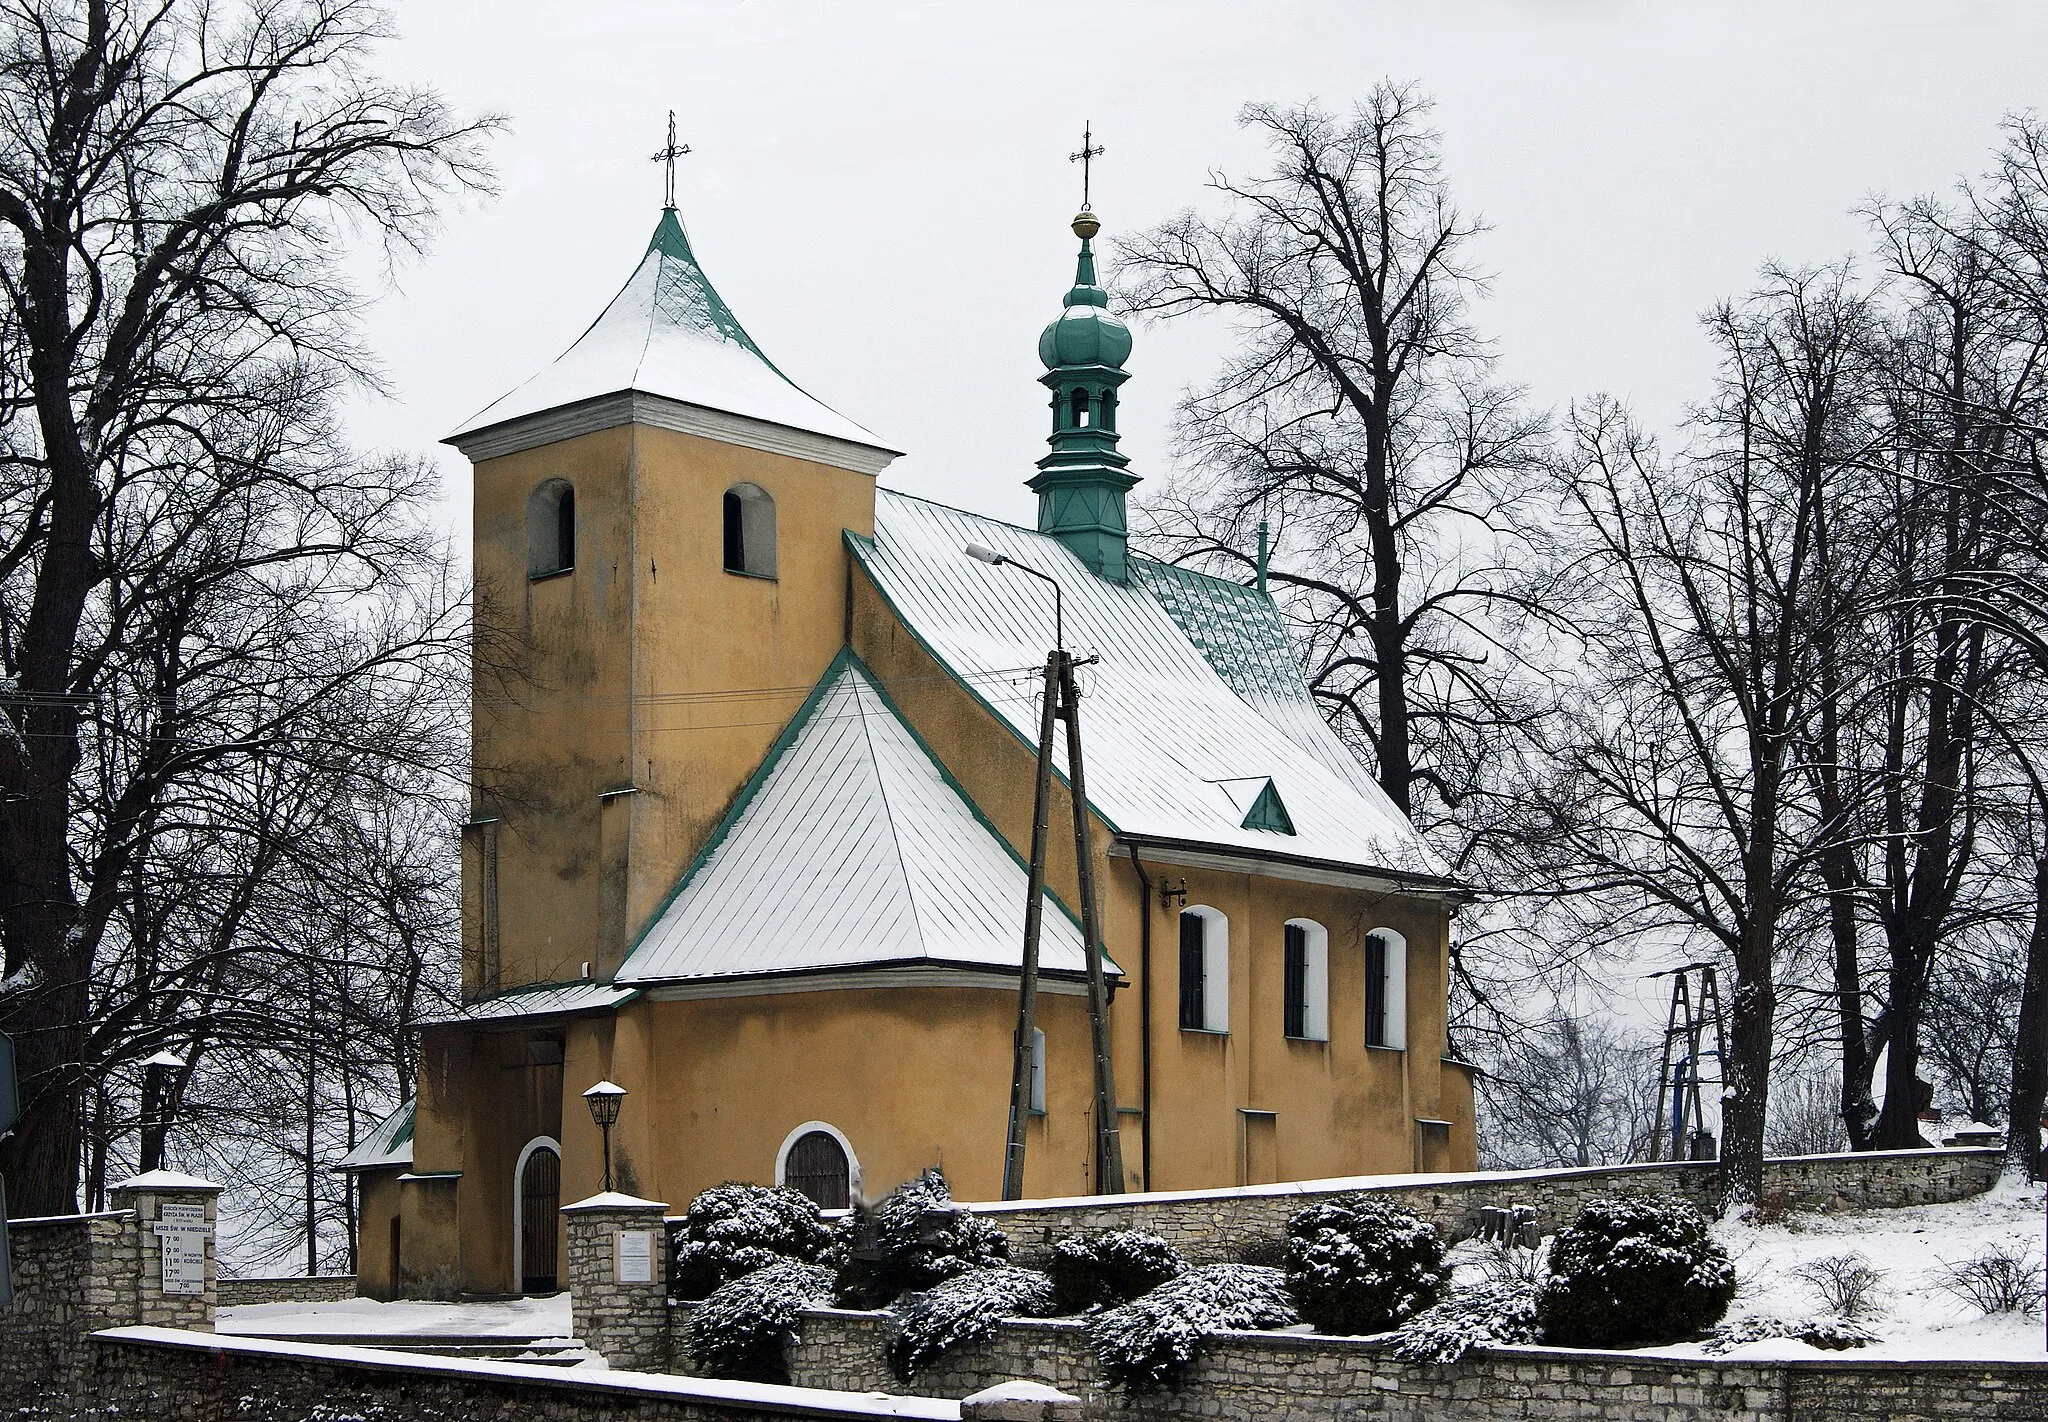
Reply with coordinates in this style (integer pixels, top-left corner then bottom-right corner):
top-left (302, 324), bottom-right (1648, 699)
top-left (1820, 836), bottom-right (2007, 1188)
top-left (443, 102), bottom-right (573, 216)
top-left (851, 491), bottom-right (1447, 880)
top-left (450, 210), bottom-right (893, 458)
top-left (335, 1099), bottom-right (414, 1173)
top-left (619, 654), bottom-right (1094, 984)
top-left (425, 980), bottom-right (641, 1026)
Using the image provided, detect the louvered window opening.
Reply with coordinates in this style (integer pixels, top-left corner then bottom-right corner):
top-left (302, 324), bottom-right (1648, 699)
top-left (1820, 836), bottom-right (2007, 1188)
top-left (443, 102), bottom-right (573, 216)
top-left (519, 1146), bottom-right (560, 1293)
top-left (1178, 911), bottom-right (1206, 1030)
top-left (1283, 922), bottom-right (1308, 1039)
top-left (785, 1130), bottom-right (851, 1210)
top-left (1365, 933), bottom-right (1389, 1048)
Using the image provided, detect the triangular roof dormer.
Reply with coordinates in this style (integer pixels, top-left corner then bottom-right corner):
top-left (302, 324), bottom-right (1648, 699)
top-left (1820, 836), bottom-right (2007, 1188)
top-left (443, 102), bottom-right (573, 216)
top-left (446, 208), bottom-right (899, 475)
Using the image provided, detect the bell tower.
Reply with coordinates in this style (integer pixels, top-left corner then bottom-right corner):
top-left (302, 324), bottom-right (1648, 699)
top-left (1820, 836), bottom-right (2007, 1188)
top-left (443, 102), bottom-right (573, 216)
top-left (1028, 206), bottom-right (1138, 582)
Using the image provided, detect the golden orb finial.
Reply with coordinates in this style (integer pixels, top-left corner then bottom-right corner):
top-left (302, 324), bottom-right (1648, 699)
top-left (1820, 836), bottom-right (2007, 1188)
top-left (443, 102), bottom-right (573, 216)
top-left (1071, 209), bottom-right (1101, 240)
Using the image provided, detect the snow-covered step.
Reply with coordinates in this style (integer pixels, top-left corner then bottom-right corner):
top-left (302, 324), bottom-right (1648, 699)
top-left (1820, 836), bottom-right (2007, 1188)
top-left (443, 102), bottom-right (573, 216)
top-left (230, 1332), bottom-right (593, 1367)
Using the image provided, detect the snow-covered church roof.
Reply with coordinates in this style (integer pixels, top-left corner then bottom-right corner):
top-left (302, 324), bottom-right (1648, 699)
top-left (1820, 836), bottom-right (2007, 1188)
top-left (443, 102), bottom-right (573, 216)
top-left (618, 653), bottom-right (1100, 987)
top-left (447, 209), bottom-right (899, 472)
top-left (851, 490), bottom-right (1450, 883)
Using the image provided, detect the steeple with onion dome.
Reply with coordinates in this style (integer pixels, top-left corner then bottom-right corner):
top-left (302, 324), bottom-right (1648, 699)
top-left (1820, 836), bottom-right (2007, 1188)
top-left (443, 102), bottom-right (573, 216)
top-left (1029, 162), bottom-right (1138, 582)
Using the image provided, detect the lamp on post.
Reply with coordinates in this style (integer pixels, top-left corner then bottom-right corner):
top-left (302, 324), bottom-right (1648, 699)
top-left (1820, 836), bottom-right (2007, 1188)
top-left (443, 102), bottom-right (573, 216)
top-left (582, 1080), bottom-right (627, 1192)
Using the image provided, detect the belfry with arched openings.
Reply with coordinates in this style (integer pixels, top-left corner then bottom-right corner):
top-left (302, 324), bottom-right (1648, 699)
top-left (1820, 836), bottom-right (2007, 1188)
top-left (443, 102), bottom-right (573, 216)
top-left (337, 187), bottom-right (1473, 1298)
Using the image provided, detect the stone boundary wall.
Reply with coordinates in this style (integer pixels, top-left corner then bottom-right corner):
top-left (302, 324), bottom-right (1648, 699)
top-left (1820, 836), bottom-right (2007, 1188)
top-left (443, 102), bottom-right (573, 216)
top-left (218, 1273), bottom-right (360, 1306)
top-left (87, 1327), bottom-right (962, 1422)
top-left (967, 1148), bottom-right (2002, 1263)
top-left (1, 1212), bottom-right (139, 1404)
top-left (1, 1178), bottom-right (220, 1416)
top-left (778, 1305), bottom-right (2048, 1422)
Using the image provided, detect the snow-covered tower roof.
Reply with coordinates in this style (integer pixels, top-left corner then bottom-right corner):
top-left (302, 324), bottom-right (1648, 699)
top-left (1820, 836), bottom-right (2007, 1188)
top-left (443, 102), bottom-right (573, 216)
top-left (446, 208), bottom-right (899, 473)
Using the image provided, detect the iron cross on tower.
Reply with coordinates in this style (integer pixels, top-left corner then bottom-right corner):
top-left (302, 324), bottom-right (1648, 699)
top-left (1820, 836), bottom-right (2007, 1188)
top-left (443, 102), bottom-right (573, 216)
top-left (652, 110), bottom-right (691, 209)
top-left (1070, 121), bottom-right (1105, 211)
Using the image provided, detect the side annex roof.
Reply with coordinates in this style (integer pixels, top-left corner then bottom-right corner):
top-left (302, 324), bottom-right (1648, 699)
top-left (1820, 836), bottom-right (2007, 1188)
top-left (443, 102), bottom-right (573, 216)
top-left (618, 651), bottom-right (1099, 986)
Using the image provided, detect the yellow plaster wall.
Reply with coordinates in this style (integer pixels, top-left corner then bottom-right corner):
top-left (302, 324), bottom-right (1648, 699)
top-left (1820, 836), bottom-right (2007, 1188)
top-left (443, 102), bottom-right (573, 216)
top-left (466, 426), bottom-right (876, 990)
top-left (354, 1169), bottom-right (402, 1299)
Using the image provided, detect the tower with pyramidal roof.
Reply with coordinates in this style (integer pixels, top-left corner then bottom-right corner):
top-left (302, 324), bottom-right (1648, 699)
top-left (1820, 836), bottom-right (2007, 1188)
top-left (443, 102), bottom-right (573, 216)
top-left (342, 135), bottom-right (1475, 1300)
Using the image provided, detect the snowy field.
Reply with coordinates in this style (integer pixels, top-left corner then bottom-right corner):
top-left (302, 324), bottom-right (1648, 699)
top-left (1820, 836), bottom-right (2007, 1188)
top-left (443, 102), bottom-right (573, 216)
top-left (1631, 1177), bottom-right (2046, 1361)
top-left (218, 1292), bottom-right (573, 1340)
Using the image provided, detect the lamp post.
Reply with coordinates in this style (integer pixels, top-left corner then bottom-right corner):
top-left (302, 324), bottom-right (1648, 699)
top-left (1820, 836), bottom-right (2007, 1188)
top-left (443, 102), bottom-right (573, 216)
top-left (583, 1080), bottom-right (627, 1192)
top-left (965, 543), bottom-right (1125, 1200)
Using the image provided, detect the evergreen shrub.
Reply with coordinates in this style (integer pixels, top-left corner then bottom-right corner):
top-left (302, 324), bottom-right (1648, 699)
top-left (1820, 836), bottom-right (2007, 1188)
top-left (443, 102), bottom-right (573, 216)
top-left (1089, 1263), bottom-right (1298, 1394)
top-left (887, 1266), bottom-right (1057, 1379)
top-left (686, 1260), bottom-right (834, 1383)
top-left (670, 1182), bottom-right (831, 1300)
top-left (1284, 1194), bottom-right (1445, 1335)
top-left (1534, 1195), bottom-right (1737, 1347)
top-left (1045, 1230), bottom-right (1186, 1313)
top-left (832, 1167), bottom-right (1009, 1308)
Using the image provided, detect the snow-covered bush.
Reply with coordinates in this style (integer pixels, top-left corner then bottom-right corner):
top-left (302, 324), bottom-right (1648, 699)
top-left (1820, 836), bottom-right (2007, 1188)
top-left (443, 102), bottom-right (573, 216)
top-left (1535, 1195), bottom-right (1736, 1347)
top-left (1703, 1314), bottom-right (1877, 1353)
top-left (1789, 1253), bottom-right (1886, 1320)
top-left (1936, 1245), bottom-right (2043, 1315)
top-left (687, 1260), bottom-right (834, 1383)
top-left (832, 1168), bottom-right (1009, 1308)
top-left (671, 1182), bottom-right (831, 1300)
top-left (1390, 1276), bottom-right (1540, 1363)
top-left (1045, 1230), bottom-right (1186, 1314)
top-left (1283, 1195), bottom-right (1445, 1335)
top-left (887, 1267), bottom-right (1056, 1379)
top-left (1089, 1264), bottom-right (1298, 1394)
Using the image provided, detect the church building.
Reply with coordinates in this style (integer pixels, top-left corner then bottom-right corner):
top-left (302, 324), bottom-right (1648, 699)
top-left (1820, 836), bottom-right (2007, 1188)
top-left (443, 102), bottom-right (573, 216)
top-left (339, 179), bottom-right (1476, 1298)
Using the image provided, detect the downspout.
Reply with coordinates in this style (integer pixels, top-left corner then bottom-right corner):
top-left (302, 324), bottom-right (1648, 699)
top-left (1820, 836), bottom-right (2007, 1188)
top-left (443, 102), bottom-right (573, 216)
top-left (1129, 844), bottom-right (1155, 1192)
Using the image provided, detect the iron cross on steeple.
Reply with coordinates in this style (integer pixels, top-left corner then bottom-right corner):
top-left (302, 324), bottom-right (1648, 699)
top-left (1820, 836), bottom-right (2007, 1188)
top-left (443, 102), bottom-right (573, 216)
top-left (1070, 121), bottom-right (1105, 211)
top-left (652, 110), bottom-right (691, 209)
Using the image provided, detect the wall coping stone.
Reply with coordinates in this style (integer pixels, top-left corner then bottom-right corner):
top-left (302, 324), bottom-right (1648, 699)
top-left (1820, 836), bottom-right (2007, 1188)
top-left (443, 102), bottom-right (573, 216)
top-left (955, 1146), bottom-right (2001, 1212)
top-left (565, 1191), bottom-right (670, 1212)
top-left (94, 1326), bottom-right (960, 1419)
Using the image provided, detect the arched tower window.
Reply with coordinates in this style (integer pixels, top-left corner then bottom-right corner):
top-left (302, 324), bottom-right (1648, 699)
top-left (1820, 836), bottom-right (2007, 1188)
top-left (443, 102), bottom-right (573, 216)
top-left (1069, 387), bottom-right (1091, 429)
top-left (1100, 389), bottom-right (1118, 431)
top-left (776, 1121), bottom-right (858, 1209)
top-left (723, 482), bottom-right (777, 578)
top-left (526, 480), bottom-right (575, 578)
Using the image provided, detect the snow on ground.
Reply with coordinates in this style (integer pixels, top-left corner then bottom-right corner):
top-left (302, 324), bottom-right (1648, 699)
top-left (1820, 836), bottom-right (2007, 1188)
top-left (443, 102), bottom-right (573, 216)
top-left (217, 1291), bottom-right (573, 1340)
top-left (1652, 1177), bottom-right (2046, 1361)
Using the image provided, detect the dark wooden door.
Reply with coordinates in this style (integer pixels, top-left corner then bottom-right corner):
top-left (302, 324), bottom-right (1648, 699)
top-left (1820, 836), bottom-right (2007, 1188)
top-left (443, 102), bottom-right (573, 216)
top-left (784, 1131), bottom-right (850, 1209)
top-left (520, 1146), bottom-right (560, 1292)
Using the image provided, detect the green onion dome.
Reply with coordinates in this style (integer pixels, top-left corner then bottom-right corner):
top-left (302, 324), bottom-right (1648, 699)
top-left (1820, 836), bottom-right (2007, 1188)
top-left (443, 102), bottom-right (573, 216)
top-left (1038, 211), bottom-right (1132, 371)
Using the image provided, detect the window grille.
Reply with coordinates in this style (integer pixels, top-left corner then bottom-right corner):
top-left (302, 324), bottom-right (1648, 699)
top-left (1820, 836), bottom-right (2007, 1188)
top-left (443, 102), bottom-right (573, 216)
top-left (1284, 923), bottom-right (1308, 1039)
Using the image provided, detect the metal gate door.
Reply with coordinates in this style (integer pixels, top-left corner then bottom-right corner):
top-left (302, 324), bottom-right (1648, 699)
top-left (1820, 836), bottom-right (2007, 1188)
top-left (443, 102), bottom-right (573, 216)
top-left (520, 1146), bottom-right (560, 1293)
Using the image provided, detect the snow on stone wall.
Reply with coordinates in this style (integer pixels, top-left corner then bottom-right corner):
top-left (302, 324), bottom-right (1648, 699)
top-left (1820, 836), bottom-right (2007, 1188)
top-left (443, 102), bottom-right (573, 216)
top-left (217, 1273), bottom-right (359, 1307)
top-left (968, 1149), bottom-right (2003, 1265)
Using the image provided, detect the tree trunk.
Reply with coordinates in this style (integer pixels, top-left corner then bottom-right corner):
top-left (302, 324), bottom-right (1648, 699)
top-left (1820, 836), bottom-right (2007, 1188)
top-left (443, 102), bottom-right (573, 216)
top-left (2005, 854), bottom-right (2048, 1181)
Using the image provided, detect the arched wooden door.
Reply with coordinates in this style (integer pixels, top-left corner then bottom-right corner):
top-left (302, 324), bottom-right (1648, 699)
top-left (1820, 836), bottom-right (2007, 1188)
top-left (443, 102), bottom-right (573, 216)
top-left (517, 1142), bottom-right (561, 1293)
top-left (783, 1130), bottom-right (851, 1209)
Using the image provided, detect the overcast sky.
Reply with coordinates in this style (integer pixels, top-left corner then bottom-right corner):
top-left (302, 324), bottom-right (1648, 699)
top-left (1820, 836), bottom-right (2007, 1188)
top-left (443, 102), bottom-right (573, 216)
top-left (349, 0), bottom-right (2048, 542)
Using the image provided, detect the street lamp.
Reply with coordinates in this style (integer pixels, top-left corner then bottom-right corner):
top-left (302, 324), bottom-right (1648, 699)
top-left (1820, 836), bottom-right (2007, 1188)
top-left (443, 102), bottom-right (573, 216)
top-left (583, 1080), bottom-right (627, 1192)
top-left (965, 543), bottom-right (1061, 651)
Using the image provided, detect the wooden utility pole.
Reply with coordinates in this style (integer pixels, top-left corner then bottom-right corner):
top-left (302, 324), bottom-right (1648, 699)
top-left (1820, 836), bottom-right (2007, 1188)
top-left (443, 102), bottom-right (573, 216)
top-left (1002, 652), bottom-right (1063, 1200)
top-left (1059, 653), bottom-right (1126, 1194)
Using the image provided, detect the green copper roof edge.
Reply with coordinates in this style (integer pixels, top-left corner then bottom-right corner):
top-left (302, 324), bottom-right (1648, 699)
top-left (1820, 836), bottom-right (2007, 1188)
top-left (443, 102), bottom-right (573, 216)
top-left (618, 647), bottom-right (861, 972)
top-left (844, 527), bottom-right (1127, 844)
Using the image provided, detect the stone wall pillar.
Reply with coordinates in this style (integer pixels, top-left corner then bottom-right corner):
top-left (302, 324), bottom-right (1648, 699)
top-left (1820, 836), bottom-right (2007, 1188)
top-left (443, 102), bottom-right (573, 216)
top-left (108, 1169), bottom-right (224, 1332)
top-left (563, 1191), bottom-right (669, 1372)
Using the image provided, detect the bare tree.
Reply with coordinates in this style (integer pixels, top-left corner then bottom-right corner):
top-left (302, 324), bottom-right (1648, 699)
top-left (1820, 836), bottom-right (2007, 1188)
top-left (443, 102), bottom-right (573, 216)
top-left (1478, 1013), bottom-right (1658, 1170)
top-left (1115, 87), bottom-right (1549, 842)
top-left (1524, 267), bottom-right (1882, 1209)
top-left (0, 0), bottom-right (492, 1215)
